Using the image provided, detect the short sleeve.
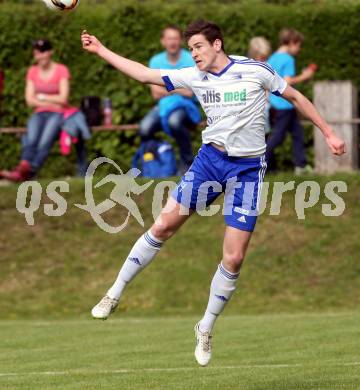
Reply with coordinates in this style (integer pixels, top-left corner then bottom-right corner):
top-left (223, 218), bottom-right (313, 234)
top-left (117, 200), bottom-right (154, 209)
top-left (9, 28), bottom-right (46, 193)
top-left (282, 56), bottom-right (295, 78)
top-left (258, 65), bottom-right (287, 95)
top-left (58, 64), bottom-right (71, 80)
top-left (160, 67), bottom-right (194, 91)
top-left (26, 66), bottom-right (37, 81)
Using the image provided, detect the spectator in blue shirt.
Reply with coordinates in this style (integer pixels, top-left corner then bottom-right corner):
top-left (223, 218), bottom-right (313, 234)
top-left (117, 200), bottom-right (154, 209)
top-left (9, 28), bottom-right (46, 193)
top-left (266, 28), bottom-right (315, 174)
top-left (139, 25), bottom-right (199, 173)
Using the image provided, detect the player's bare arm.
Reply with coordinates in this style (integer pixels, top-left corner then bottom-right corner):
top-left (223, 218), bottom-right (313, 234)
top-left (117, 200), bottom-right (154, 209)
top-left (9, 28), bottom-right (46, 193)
top-left (282, 85), bottom-right (346, 156)
top-left (81, 31), bottom-right (165, 86)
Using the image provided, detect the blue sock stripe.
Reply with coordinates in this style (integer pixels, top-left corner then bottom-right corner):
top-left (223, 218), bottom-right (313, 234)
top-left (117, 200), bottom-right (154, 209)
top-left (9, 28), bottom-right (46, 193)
top-left (219, 264), bottom-right (239, 280)
top-left (144, 232), bottom-right (162, 248)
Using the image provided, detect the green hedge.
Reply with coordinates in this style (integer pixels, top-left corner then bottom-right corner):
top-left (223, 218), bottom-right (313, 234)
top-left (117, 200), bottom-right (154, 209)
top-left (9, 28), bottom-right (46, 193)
top-left (0, 0), bottom-right (359, 176)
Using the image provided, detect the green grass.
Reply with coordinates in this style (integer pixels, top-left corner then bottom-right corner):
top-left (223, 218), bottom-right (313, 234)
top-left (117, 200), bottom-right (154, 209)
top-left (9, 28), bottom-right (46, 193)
top-left (0, 312), bottom-right (359, 389)
top-left (0, 173), bottom-right (359, 388)
top-left (0, 173), bottom-right (359, 318)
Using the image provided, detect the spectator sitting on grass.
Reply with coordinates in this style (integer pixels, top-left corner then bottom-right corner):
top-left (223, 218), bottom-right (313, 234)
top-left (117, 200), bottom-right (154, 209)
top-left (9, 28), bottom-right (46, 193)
top-left (0, 39), bottom-right (70, 182)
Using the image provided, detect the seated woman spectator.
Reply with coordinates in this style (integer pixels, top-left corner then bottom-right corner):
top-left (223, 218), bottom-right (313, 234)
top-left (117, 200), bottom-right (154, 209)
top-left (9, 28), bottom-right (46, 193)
top-left (0, 39), bottom-right (70, 182)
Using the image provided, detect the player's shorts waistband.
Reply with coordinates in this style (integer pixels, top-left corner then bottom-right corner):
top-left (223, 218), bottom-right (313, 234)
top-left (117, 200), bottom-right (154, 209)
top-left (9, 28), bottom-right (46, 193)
top-left (204, 143), bottom-right (264, 162)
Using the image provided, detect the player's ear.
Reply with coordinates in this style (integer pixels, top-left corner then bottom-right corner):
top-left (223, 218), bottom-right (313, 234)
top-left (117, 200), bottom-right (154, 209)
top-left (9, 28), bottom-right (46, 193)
top-left (213, 39), bottom-right (222, 53)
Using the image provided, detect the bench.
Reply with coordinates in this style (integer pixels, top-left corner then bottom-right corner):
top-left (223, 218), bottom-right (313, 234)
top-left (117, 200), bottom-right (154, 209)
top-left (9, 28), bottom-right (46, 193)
top-left (0, 124), bottom-right (140, 135)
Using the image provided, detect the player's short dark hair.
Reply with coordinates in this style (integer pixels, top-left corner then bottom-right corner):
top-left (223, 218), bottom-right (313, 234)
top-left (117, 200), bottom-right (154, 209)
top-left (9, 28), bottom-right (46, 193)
top-left (161, 24), bottom-right (183, 38)
top-left (184, 20), bottom-right (225, 52)
top-left (279, 28), bottom-right (304, 45)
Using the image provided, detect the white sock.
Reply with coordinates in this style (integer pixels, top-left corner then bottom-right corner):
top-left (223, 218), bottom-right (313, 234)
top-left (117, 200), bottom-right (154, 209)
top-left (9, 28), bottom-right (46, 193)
top-left (107, 230), bottom-right (163, 300)
top-left (199, 262), bottom-right (239, 333)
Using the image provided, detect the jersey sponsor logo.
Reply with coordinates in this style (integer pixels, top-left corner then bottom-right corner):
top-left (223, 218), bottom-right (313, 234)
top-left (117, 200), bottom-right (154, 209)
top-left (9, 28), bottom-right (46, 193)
top-left (202, 90), bottom-right (221, 103)
top-left (224, 89), bottom-right (247, 103)
top-left (201, 89), bottom-right (247, 104)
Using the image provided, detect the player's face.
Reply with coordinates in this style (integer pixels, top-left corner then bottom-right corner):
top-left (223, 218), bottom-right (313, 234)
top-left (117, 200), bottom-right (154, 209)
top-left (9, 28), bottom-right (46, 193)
top-left (33, 49), bottom-right (53, 67)
top-left (188, 34), bottom-right (218, 72)
top-left (161, 28), bottom-right (182, 56)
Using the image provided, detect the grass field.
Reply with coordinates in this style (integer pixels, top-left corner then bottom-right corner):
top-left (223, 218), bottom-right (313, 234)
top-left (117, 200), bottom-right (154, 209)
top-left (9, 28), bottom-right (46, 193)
top-left (0, 173), bottom-right (359, 388)
top-left (1, 312), bottom-right (359, 389)
top-left (0, 173), bottom-right (359, 318)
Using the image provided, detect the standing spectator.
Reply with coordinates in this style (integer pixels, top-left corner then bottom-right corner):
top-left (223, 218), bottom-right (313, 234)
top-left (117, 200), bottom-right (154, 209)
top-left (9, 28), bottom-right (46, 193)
top-left (0, 39), bottom-right (70, 181)
top-left (139, 25), bottom-right (200, 174)
top-left (266, 28), bottom-right (315, 174)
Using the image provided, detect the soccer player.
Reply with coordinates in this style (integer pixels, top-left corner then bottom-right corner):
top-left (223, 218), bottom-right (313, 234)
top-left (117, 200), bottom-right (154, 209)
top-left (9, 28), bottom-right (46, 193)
top-left (81, 20), bottom-right (345, 367)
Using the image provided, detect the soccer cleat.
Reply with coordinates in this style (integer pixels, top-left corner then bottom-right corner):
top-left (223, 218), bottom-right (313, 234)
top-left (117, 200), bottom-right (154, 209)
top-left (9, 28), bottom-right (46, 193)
top-left (194, 322), bottom-right (212, 366)
top-left (91, 295), bottom-right (119, 320)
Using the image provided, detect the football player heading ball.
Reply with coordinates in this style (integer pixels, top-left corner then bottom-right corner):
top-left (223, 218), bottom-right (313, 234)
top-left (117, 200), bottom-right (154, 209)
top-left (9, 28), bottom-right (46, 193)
top-left (81, 21), bottom-right (345, 367)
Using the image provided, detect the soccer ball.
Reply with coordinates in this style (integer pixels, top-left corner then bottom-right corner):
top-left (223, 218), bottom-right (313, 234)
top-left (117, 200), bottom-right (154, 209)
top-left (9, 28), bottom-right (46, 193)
top-left (42, 0), bottom-right (80, 11)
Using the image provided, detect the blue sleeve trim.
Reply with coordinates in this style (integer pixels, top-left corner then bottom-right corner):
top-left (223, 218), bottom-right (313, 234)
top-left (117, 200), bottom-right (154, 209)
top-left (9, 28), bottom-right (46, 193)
top-left (233, 59), bottom-right (275, 75)
top-left (162, 75), bottom-right (175, 92)
top-left (272, 90), bottom-right (281, 96)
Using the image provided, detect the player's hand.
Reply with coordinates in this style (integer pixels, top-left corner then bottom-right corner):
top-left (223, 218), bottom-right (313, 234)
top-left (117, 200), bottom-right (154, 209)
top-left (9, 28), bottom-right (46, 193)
top-left (326, 132), bottom-right (346, 156)
top-left (81, 30), bottom-right (103, 54)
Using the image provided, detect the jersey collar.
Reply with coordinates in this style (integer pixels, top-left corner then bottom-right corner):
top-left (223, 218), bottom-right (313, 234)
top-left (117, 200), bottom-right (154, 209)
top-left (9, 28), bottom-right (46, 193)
top-left (208, 58), bottom-right (235, 77)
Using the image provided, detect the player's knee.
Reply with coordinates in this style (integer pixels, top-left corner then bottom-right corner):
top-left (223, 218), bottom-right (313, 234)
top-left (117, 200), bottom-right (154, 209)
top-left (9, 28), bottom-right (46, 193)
top-left (223, 251), bottom-right (245, 272)
top-left (150, 222), bottom-right (176, 241)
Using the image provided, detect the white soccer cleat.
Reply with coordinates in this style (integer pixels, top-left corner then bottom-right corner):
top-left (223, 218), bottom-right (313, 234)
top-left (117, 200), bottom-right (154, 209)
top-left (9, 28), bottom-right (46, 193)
top-left (91, 295), bottom-right (119, 320)
top-left (194, 322), bottom-right (212, 366)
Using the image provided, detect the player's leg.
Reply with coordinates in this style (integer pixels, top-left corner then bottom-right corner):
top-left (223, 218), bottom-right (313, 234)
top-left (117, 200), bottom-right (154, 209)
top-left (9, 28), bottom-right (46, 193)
top-left (92, 197), bottom-right (193, 319)
top-left (194, 154), bottom-right (266, 366)
top-left (92, 144), bottom-right (218, 320)
top-left (194, 228), bottom-right (252, 366)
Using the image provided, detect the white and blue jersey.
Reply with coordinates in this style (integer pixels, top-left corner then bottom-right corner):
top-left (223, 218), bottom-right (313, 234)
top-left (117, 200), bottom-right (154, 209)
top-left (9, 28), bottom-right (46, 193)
top-left (160, 56), bottom-right (287, 231)
top-left (160, 55), bottom-right (287, 157)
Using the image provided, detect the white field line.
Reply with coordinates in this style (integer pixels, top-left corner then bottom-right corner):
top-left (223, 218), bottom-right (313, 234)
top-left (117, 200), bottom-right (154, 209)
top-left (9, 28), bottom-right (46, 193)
top-left (0, 311), bottom-right (355, 327)
top-left (0, 362), bottom-right (359, 378)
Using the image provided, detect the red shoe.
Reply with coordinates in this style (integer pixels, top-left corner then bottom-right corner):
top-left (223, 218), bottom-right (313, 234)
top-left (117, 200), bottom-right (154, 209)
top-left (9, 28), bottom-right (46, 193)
top-left (0, 160), bottom-right (32, 182)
